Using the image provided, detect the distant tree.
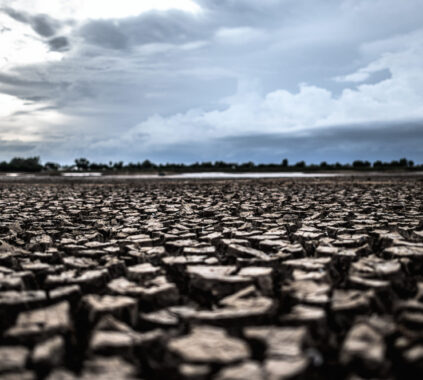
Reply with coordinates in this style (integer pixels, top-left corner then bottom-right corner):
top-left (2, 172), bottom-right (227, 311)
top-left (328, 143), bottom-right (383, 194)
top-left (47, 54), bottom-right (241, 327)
top-left (399, 158), bottom-right (408, 167)
top-left (141, 160), bottom-right (155, 170)
top-left (126, 162), bottom-right (137, 170)
top-left (113, 161), bottom-right (123, 170)
top-left (75, 158), bottom-right (90, 170)
top-left (240, 161), bottom-right (255, 170)
top-left (9, 156), bottom-right (42, 172)
top-left (0, 161), bottom-right (9, 171)
top-left (353, 160), bottom-right (371, 169)
top-left (214, 161), bottom-right (232, 169)
top-left (89, 162), bottom-right (109, 170)
top-left (44, 162), bottom-right (60, 171)
top-left (201, 162), bottom-right (213, 169)
top-left (2, 156), bottom-right (418, 174)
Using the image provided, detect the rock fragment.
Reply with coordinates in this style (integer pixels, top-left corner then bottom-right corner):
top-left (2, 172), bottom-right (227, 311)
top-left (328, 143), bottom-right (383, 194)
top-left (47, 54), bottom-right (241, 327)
top-left (31, 336), bottom-right (65, 369)
top-left (0, 346), bottom-right (28, 374)
top-left (187, 265), bottom-right (252, 298)
top-left (168, 326), bottom-right (250, 364)
top-left (82, 295), bottom-right (138, 326)
top-left (215, 361), bottom-right (263, 380)
top-left (5, 302), bottom-right (71, 343)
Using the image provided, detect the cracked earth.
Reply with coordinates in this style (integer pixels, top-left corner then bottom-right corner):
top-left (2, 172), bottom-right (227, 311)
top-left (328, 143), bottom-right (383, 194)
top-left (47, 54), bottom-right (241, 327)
top-left (0, 177), bottom-right (422, 379)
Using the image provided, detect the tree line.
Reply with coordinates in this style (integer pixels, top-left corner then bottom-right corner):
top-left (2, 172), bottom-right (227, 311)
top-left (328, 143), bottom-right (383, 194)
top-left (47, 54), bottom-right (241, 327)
top-left (0, 156), bottom-right (420, 173)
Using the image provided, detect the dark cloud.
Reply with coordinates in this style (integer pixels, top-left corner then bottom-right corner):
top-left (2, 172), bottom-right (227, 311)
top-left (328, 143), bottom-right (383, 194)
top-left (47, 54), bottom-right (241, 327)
top-left (0, 72), bottom-right (50, 87)
top-left (68, 0), bottom-right (413, 97)
top-left (212, 121), bottom-right (423, 164)
top-left (0, 71), bottom-right (70, 107)
top-left (77, 9), bottom-right (210, 51)
top-left (126, 121), bottom-right (423, 164)
top-left (23, 95), bottom-right (50, 102)
top-left (1, 7), bottom-right (60, 37)
top-left (0, 140), bottom-right (35, 153)
top-left (0, 72), bottom-right (68, 94)
top-left (75, 3), bottom-right (282, 51)
top-left (357, 69), bottom-right (392, 86)
top-left (30, 14), bottom-right (56, 37)
top-left (124, 10), bottom-right (210, 45)
top-left (48, 36), bottom-right (69, 51)
top-left (1, 7), bottom-right (27, 23)
top-left (80, 20), bottom-right (128, 50)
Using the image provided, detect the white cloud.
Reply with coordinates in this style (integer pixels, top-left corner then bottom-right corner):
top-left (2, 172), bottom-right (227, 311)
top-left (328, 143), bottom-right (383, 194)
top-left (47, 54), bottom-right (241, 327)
top-left (0, 93), bottom-right (24, 117)
top-left (334, 71), bottom-right (372, 83)
top-left (0, 12), bottom-right (63, 69)
top-left (0, 92), bottom-right (69, 144)
top-left (124, 35), bottom-right (423, 149)
top-left (1, 0), bottom-right (201, 21)
top-left (81, 0), bottom-right (201, 19)
top-left (215, 27), bottom-right (265, 44)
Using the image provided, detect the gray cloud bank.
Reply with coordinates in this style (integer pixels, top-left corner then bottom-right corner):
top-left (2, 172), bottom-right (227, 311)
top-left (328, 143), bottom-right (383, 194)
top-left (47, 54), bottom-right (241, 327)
top-left (0, 0), bottom-right (423, 164)
top-left (4, 120), bottom-right (422, 165)
top-left (112, 121), bottom-right (423, 164)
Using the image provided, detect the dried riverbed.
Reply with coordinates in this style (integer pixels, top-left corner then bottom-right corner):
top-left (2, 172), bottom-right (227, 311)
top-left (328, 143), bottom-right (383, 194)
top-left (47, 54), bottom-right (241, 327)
top-left (0, 177), bottom-right (422, 379)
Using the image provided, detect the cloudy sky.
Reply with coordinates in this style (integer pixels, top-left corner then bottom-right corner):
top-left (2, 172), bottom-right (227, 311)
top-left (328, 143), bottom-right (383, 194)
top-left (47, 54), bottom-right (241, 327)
top-left (1, 0), bottom-right (423, 164)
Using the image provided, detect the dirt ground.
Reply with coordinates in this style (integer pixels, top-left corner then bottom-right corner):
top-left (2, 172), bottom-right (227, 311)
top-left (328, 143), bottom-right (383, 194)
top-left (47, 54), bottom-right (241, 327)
top-left (0, 176), bottom-right (422, 379)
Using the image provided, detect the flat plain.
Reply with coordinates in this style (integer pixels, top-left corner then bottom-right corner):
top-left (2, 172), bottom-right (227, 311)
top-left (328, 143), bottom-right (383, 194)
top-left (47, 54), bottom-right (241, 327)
top-left (0, 176), bottom-right (423, 379)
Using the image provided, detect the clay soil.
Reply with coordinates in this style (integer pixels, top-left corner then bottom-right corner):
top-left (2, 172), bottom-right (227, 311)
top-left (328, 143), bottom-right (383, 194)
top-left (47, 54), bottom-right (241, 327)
top-left (0, 176), bottom-right (423, 379)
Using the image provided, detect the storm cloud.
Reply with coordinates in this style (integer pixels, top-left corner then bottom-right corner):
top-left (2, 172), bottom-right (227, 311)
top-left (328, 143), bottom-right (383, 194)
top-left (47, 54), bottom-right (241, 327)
top-left (0, 0), bottom-right (423, 164)
top-left (1, 7), bottom-right (61, 37)
top-left (47, 36), bottom-right (69, 52)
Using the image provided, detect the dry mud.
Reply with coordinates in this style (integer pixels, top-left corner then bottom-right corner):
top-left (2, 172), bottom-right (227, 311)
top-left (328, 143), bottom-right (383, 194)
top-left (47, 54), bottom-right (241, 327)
top-left (0, 177), bottom-right (423, 379)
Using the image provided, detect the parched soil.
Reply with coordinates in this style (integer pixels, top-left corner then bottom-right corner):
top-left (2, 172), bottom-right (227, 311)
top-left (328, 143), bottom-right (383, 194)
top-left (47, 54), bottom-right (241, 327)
top-left (0, 177), bottom-right (423, 379)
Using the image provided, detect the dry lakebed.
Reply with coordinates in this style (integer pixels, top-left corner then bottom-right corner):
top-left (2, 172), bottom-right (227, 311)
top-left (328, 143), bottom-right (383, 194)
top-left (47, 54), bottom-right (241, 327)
top-left (0, 176), bottom-right (422, 379)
